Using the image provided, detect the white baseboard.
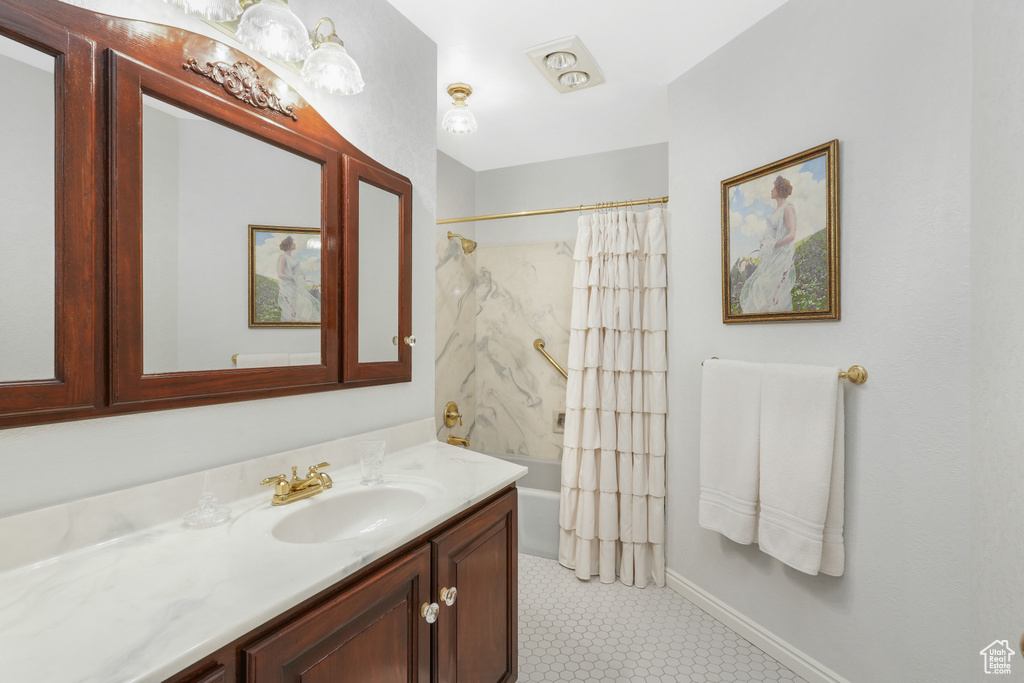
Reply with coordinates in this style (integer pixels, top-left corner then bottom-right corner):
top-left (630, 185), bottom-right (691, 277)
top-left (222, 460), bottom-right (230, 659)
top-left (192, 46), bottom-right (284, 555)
top-left (665, 568), bottom-right (851, 683)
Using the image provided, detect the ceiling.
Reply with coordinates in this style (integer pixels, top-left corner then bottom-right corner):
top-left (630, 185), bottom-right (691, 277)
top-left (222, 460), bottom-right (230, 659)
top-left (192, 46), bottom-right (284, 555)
top-left (384, 0), bottom-right (790, 172)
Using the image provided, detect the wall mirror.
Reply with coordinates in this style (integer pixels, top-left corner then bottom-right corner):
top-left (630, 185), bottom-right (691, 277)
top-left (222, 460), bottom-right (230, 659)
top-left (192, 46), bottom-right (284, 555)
top-left (343, 156), bottom-right (412, 385)
top-left (0, 35), bottom-right (56, 382)
top-left (0, 3), bottom-right (97, 424)
top-left (109, 48), bottom-right (341, 406)
top-left (0, 0), bottom-right (414, 426)
top-left (357, 180), bottom-right (401, 363)
top-left (141, 95), bottom-right (322, 374)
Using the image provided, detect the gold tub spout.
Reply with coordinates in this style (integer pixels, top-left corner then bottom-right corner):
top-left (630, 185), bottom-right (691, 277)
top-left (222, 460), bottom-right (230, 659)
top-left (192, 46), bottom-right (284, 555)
top-left (447, 435), bottom-right (470, 448)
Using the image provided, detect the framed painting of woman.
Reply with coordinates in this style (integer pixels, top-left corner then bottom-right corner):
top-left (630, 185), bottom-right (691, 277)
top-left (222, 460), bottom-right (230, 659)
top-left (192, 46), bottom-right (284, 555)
top-left (249, 225), bottom-right (322, 327)
top-left (721, 140), bottom-right (839, 323)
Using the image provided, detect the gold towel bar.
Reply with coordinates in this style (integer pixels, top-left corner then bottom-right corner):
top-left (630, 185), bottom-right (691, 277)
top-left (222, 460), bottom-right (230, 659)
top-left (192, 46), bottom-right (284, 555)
top-left (534, 338), bottom-right (568, 380)
top-left (701, 358), bottom-right (868, 384)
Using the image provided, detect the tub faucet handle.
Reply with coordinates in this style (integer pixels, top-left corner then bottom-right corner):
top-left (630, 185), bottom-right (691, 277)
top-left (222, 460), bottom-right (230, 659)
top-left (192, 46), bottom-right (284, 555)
top-left (443, 401), bottom-right (463, 428)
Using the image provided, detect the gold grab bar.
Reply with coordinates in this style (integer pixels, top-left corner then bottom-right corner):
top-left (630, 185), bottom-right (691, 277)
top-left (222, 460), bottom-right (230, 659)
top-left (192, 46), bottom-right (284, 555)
top-left (701, 358), bottom-right (868, 384)
top-left (534, 339), bottom-right (568, 380)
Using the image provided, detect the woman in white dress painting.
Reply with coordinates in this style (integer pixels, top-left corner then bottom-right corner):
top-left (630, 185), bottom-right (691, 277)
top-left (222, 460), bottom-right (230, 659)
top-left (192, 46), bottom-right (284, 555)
top-left (739, 175), bottom-right (797, 313)
top-left (277, 236), bottom-right (321, 323)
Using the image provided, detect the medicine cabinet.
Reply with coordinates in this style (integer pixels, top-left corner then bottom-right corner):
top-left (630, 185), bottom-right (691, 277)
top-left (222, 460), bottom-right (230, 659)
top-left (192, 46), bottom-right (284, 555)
top-left (0, 0), bottom-right (414, 427)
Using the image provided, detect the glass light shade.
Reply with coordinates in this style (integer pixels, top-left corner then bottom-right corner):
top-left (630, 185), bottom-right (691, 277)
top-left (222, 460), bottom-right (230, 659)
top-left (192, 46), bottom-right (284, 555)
top-left (558, 70), bottom-right (590, 88)
top-left (442, 102), bottom-right (478, 134)
top-left (163, 0), bottom-right (242, 21)
top-left (544, 51), bottom-right (577, 70)
top-left (236, 0), bottom-right (312, 62)
top-left (302, 41), bottom-right (364, 95)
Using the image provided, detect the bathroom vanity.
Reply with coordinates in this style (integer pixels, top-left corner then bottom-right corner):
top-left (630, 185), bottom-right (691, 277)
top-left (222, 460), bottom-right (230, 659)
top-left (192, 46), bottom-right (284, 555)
top-left (172, 489), bottom-right (517, 683)
top-left (0, 420), bottom-right (525, 682)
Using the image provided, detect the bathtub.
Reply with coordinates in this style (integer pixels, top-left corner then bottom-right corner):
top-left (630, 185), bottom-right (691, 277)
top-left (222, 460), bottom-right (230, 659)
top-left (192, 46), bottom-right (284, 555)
top-left (492, 454), bottom-right (560, 560)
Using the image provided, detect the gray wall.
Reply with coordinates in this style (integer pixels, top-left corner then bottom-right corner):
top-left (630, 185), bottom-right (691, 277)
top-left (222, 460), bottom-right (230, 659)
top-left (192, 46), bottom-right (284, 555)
top-left (666, 0), bottom-right (972, 680)
top-left (0, 0), bottom-right (437, 518)
top-left (971, 1), bottom-right (1024, 678)
top-left (474, 143), bottom-right (668, 246)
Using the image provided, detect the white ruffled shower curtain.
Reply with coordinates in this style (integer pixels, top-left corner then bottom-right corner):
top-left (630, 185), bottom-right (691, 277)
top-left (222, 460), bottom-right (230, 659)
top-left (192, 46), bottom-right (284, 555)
top-left (558, 206), bottom-right (667, 588)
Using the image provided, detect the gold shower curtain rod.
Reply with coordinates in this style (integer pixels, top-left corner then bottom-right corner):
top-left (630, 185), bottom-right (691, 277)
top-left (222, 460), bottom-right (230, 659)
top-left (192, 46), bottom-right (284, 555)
top-left (436, 196), bottom-right (669, 225)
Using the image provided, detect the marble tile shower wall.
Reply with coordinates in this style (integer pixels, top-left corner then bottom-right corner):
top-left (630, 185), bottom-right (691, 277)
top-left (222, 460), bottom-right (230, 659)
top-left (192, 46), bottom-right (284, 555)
top-left (435, 228), bottom-right (477, 439)
top-left (474, 241), bottom-right (575, 460)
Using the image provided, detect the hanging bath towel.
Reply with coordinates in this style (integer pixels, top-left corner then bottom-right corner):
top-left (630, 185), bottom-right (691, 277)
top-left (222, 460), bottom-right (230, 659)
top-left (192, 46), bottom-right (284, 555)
top-left (757, 363), bottom-right (845, 576)
top-left (698, 359), bottom-right (763, 545)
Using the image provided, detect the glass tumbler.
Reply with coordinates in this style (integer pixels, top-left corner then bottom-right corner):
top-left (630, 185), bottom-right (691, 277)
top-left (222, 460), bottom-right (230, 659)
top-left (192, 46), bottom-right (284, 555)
top-left (359, 438), bottom-right (386, 485)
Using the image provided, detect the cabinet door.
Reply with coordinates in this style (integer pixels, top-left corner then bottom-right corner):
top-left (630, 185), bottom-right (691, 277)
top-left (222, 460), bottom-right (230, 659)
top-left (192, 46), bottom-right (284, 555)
top-left (433, 490), bottom-right (518, 683)
top-left (245, 545), bottom-right (431, 683)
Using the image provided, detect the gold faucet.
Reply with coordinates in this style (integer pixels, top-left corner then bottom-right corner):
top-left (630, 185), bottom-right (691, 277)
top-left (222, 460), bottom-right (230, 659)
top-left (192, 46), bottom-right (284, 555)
top-left (261, 462), bottom-right (333, 505)
top-left (447, 435), bottom-right (470, 448)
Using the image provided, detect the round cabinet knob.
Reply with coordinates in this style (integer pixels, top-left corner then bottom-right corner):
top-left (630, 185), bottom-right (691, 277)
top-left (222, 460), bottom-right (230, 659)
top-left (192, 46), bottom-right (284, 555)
top-left (404, 335), bottom-right (416, 347)
top-left (440, 586), bottom-right (457, 606)
top-left (392, 336), bottom-right (399, 346)
top-left (421, 602), bottom-right (439, 623)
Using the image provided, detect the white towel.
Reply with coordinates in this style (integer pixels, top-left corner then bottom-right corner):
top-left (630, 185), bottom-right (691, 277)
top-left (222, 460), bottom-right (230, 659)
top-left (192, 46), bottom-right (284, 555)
top-left (234, 353), bottom-right (289, 368)
top-left (289, 353), bottom-right (320, 366)
top-left (699, 359), bottom-right (763, 545)
top-left (757, 363), bottom-right (845, 576)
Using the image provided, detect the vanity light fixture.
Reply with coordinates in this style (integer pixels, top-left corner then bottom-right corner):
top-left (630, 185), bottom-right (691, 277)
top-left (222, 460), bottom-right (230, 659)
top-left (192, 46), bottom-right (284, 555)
top-left (301, 17), bottom-right (364, 95)
top-left (544, 51), bottom-right (576, 70)
top-left (163, 0), bottom-right (242, 21)
top-left (236, 0), bottom-right (312, 63)
top-left (441, 83), bottom-right (478, 134)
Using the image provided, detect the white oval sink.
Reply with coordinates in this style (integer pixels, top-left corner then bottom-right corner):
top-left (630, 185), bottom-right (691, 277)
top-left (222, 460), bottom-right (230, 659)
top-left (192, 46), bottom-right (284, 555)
top-left (271, 479), bottom-right (443, 544)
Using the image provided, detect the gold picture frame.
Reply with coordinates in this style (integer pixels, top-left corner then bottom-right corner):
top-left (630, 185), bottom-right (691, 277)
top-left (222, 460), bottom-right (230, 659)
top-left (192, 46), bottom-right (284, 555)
top-left (721, 139), bottom-right (839, 323)
top-left (248, 225), bottom-right (322, 328)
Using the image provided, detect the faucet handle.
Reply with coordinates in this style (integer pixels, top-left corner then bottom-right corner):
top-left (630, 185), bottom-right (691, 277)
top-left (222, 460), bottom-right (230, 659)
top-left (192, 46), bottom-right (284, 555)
top-left (260, 474), bottom-right (287, 487)
top-left (308, 462), bottom-right (333, 489)
top-left (443, 401), bottom-right (463, 428)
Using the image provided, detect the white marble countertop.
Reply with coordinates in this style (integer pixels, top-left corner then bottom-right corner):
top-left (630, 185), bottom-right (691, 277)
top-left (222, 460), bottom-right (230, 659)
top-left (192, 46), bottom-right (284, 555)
top-left (0, 420), bottom-right (525, 683)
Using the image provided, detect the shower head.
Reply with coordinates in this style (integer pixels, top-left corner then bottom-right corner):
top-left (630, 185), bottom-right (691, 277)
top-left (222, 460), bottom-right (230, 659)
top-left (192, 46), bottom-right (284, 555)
top-left (447, 231), bottom-right (477, 255)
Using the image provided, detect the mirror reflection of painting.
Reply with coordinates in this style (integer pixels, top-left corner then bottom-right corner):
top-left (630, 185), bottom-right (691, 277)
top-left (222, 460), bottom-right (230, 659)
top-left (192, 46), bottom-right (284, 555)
top-left (250, 226), bottom-right (322, 326)
top-left (729, 155), bottom-right (827, 315)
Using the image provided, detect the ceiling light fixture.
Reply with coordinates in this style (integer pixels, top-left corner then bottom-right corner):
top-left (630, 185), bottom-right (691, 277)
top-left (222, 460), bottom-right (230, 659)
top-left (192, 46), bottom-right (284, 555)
top-left (236, 0), bottom-right (312, 63)
top-left (301, 17), bottom-right (364, 95)
top-left (558, 70), bottom-right (590, 89)
top-left (442, 83), bottom-right (478, 134)
top-left (163, 0), bottom-right (242, 21)
top-left (544, 51), bottom-right (576, 70)
top-left (526, 36), bottom-right (605, 94)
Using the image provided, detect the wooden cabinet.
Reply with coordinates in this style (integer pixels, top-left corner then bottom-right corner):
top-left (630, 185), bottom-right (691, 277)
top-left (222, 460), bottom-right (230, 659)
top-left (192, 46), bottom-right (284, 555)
top-left (245, 545), bottom-right (432, 682)
top-left (165, 488), bottom-right (517, 683)
top-left (0, 0), bottom-right (416, 428)
top-left (433, 490), bottom-right (517, 683)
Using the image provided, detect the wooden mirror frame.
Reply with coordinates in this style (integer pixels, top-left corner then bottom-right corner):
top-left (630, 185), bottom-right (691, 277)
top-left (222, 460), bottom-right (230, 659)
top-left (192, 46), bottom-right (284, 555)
top-left (108, 50), bottom-right (340, 407)
top-left (342, 156), bottom-right (413, 387)
top-left (0, 0), bottom-right (414, 427)
top-left (0, 3), bottom-right (99, 425)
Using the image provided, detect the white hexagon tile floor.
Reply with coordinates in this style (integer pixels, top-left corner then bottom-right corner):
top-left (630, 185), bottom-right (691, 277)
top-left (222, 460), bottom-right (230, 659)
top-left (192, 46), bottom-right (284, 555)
top-left (517, 553), bottom-right (807, 683)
